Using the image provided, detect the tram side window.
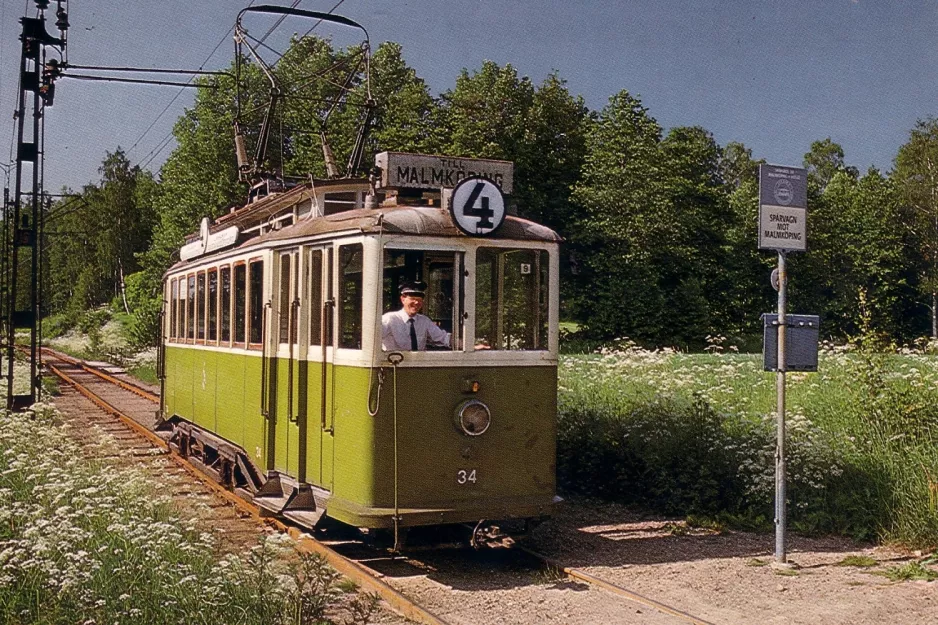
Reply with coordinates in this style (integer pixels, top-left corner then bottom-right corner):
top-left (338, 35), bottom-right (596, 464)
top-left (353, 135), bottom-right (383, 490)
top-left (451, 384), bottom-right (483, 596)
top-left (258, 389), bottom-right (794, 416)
top-left (338, 244), bottom-right (363, 349)
top-left (249, 260), bottom-right (264, 345)
top-left (208, 269), bottom-right (218, 342)
top-left (382, 248), bottom-right (462, 350)
top-left (220, 266), bottom-right (231, 343)
top-left (309, 250), bottom-right (323, 346)
top-left (278, 255), bottom-right (291, 344)
top-left (234, 264), bottom-right (246, 344)
top-left (475, 248), bottom-right (549, 350)
top-left (170, 279), bottom-right (178, 339)
top-left (187, 275), bottom-right (196, 340)
top-left (177, 279), bottom-right (186, 341)
top-left (197, 272), bottom-right (206, 340)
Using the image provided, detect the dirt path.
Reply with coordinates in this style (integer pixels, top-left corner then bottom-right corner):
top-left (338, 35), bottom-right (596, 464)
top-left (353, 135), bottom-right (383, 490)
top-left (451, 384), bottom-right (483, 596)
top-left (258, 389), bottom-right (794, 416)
top-left (526, 498), bottom-right (937, 624)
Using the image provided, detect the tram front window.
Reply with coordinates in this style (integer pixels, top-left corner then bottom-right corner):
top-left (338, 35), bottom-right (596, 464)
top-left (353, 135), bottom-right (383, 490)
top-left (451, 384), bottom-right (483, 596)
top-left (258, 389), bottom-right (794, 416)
top-left (382, 248), bottom-right (463, 351)
top-left (475, 247), bottom-right (549, 350)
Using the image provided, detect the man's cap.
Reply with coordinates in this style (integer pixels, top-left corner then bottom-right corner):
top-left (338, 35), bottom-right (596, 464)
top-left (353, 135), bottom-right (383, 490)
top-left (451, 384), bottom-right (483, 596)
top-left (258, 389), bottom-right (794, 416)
top-left (400, 281), bottom-right (426, 297)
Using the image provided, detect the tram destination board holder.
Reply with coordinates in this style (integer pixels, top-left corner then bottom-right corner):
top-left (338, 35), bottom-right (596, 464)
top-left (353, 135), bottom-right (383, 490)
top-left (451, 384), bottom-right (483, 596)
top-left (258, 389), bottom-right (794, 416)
top-left (761, 314), bottom-right (820, 372)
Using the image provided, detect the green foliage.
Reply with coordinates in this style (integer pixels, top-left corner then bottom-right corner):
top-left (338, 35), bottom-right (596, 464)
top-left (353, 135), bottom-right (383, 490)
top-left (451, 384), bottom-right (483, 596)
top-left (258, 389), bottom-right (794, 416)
top-left (883, 561), bottom-right (938, 582)
top-left (894, 117), bottom-right (938, 337)
top-left (795, 168), bottom-right (922, 340)
top-left (568, 91), bottom-right (666, 340)
top-left (45, 150), bottom-right (157, 317)
top-left (40, 38), bottom-right (938, 351)
top-left (124, 271), bottom-right (162, 349)
top-left (42, 312), bottom-right (74, 339)
top-left (127, 363), bottom-right (158, 386)
top-left (78, 308), bottom-right (111, 356)
top-left (568, 93), bottom-right (750, 346)
top-left (803, 137), bottom-right (858, 190)
top-left (558, 348), bottom-right (938, 548)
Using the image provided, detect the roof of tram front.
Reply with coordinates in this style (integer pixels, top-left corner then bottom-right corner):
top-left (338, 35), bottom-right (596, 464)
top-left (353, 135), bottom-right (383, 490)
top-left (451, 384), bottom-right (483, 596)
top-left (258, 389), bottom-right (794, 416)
top-left (252, 203), bottom-right (562, 244)
top-left (167, 202), bottom-right (561, 273)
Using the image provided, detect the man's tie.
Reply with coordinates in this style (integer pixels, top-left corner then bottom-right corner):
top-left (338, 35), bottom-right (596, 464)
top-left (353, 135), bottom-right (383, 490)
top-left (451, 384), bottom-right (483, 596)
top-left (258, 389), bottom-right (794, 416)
top-left (408, 318), bottom-right (418, 350)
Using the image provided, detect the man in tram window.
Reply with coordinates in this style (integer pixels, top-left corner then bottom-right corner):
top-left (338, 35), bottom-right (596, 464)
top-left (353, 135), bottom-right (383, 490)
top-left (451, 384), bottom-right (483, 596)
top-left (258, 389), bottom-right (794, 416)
top-left (382, 281), bottom-right (451, 351)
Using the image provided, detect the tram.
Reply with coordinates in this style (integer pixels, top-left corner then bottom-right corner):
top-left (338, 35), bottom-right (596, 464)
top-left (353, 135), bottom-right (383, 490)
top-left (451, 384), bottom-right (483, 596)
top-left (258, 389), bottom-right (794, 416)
top-left (159, 151), bottom-right (561, 542)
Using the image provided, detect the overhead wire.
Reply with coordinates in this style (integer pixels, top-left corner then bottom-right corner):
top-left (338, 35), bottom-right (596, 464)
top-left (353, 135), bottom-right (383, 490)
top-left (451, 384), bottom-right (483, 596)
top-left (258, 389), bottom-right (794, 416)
top-left (270, 0), bottom-right (348, 69)
top-left (258, 0), bottom-right (302, 45)
top-left (137, 132), bottom-right (176, 171)
top-left (129, 0), bottom-right (258, 169)
top-left (43, 194), bottom-right (90, 223)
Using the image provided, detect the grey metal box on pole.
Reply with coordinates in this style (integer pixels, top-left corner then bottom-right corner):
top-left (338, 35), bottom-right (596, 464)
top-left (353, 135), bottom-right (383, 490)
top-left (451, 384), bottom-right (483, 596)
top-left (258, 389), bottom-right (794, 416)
top-left (762, 314), bottom-right (820, 372)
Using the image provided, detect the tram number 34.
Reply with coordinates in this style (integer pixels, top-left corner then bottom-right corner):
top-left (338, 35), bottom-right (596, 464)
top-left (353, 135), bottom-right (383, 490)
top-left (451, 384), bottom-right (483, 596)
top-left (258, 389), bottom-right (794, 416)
top-left (457, 469), bottom-right (477, 485)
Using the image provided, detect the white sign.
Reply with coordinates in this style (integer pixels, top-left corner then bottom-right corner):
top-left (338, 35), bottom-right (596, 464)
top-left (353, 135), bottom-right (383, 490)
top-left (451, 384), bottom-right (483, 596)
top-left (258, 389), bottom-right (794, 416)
top-left (180, 217), bottom-right (240, 261)
top-left (376, 152), bottom-right (513, 194)
top-left (759, 205), bottom-right (806, 252)
top-left (450, 177), bottom-right (506, 236)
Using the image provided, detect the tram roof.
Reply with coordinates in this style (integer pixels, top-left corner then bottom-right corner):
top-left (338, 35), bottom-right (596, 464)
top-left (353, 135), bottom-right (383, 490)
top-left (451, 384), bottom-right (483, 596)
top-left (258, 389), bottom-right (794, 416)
top-left (252, 204), bottom-right (562, 244)
top-left (168, 201), bottom-right (560, 273)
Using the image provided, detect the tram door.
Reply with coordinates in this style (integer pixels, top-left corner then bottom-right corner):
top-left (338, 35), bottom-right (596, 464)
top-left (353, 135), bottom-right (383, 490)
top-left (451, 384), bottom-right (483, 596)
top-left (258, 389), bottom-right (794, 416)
top-left (272, 249), bottom-right (302, 479)
top-left (307, 246), bottom-right (335, 490)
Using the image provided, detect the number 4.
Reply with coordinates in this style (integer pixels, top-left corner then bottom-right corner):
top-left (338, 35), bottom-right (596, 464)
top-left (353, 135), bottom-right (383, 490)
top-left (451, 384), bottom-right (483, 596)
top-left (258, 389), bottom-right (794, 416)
top-left (461, 182), bottom-right (494, 229)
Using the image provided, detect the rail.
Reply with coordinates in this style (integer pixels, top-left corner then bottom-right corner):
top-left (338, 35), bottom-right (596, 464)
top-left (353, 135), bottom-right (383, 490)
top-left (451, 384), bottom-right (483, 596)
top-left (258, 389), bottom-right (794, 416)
top-left (39, 347), bottom-right (451, 625)
top-left (41, 347), bottom-right (715, 625)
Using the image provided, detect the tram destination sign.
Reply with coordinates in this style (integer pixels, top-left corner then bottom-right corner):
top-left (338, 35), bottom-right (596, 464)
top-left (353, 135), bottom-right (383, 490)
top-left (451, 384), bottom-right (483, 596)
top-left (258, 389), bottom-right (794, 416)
top-left (759, 164), bottom-right (807, 252)
top-left (375, 151), bottom-right (514, 194)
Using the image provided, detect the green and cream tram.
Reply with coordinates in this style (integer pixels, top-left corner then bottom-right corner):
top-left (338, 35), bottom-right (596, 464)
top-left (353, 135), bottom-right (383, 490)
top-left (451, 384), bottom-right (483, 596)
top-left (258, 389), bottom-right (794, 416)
top-left (160, 153), bottom-right (560, 540)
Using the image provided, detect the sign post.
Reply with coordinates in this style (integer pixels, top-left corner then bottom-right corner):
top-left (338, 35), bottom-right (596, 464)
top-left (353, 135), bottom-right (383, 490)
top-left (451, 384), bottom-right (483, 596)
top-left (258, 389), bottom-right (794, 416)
top-left (758, 164), bottom-right (808, 565)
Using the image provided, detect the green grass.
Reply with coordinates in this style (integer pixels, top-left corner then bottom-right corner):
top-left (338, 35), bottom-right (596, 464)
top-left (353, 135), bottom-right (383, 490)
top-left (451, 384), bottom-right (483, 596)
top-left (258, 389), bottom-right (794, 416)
top-left (557, 344), bottom-right (938, 548)
top-left (128, 363), bottom-right (159, 386)
top-left (882, 561), bottom-right (938, 582)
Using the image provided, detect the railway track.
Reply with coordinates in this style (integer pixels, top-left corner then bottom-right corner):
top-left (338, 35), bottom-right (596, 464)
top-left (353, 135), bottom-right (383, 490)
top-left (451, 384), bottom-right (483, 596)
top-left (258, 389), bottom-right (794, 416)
top-left (39, 347), bottom-right (715, 625)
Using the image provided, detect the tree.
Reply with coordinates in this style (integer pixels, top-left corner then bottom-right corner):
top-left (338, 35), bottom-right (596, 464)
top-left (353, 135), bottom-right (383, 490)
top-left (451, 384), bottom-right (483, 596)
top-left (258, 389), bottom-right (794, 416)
top-left (366, 42), bottom-right (438, 157)
top-left (658, 127), bottom-right (735, 340)
top-left (515, 73), bottom-right (591, 233)
top-left (804, 137), bottom-right (858, 191)
top-left (45, 150), bottom-right (156, 317)
top-left (796, 169), bottom-right (918, 340)
top-left (719, 142), bottom-right (774, 338)
top-left (721, 141), bottom-right (760, 190)
top-left (894, 118), bottom-right (938, 337)
top-left (568, 90), bottom-right (670, 341)
top-left (435, 61), bottom-right (534, 160)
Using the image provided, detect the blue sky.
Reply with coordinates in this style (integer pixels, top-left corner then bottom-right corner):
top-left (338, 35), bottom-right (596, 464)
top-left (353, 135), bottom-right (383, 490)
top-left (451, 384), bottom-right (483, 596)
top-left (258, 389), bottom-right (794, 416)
top-left (2, 0), bottom-right (938, 192)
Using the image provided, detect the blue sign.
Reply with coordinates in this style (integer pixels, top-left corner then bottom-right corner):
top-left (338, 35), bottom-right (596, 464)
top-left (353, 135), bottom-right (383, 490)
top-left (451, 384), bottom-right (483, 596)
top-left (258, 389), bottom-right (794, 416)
top-left (759, 164), bottom-right (807, 209)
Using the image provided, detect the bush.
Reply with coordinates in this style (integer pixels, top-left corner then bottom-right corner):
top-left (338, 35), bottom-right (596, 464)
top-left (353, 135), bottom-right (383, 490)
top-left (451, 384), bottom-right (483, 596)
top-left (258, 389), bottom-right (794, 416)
top-left (124, 270), bottom-right (162, 349)
top-left (78, 308), bottom-right (111, 355)
top-left (557, 345), bottom-right (938, 548)
top-left (42, 312), bottom-right (74, 339)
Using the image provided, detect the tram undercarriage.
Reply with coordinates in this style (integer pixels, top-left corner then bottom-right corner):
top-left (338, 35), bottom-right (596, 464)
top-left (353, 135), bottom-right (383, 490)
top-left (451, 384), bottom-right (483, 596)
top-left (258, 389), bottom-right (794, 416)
top-left (156, 415), bottom-right (547, 548)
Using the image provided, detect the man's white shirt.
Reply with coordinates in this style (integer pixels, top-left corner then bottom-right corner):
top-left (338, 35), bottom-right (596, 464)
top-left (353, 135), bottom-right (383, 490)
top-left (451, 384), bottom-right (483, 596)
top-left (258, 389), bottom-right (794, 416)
top-left (381, 308), bottom-right (451, 351)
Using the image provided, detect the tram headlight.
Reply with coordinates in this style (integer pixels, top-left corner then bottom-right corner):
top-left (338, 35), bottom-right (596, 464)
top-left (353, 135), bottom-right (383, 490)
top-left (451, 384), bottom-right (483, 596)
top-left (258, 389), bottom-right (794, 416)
top-left (455, 400), bottom-right (491, 436)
